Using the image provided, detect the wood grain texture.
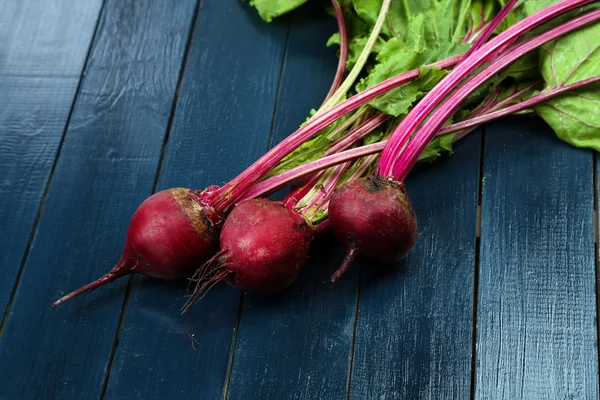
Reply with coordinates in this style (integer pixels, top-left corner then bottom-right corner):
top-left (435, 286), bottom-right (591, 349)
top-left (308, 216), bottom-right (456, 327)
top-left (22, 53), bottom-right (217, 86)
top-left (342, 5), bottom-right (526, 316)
top-left (349, 132), bottom-right (481, 400)
top-left (103, 1), bottom-right (289, 398)
top-left (226, 7), bottom-right (358, 400)
top-left (0, 0), bottom-right (102, 77)
top-left (0, 0), bottom-right (102, 315)
top-left (475, 117), bottom-right (598, 399)
top-left (0, 0), bottom-right (197, 398)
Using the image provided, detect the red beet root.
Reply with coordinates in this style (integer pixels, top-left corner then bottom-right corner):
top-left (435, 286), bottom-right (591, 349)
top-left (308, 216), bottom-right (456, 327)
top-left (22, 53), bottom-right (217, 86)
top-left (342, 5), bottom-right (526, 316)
top-left (52, 188), bottom-right (219, 307)
top-left (184, 198), bottom-right (313, 310)
top-left (328, 176), bottom-right (418, 282)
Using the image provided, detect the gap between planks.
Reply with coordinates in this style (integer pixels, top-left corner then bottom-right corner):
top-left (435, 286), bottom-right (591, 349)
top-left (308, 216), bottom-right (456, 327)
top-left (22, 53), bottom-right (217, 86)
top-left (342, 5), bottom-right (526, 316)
top-left (593, 151), bottom-right (600, 396)
top-left (344, 266), bottom-right (361, 400)
top-left (470, 127), bottom-right (485, 400)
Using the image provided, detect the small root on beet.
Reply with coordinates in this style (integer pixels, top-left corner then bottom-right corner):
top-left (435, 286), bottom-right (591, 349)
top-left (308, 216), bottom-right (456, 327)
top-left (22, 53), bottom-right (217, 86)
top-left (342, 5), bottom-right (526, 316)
top-left (181, 250), bottom-right (230, 314)
top-left (184, 310), bottom-right (200, 350)
top-left (182, 250), bottom-right (231, 348)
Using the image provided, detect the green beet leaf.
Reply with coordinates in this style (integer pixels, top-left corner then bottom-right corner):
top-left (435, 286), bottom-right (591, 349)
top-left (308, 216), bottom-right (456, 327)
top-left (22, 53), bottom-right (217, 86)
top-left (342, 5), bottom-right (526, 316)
top-left (533, 22), bottom-right (600, 151)
top-left (248, 0), bottom-right (309, 22)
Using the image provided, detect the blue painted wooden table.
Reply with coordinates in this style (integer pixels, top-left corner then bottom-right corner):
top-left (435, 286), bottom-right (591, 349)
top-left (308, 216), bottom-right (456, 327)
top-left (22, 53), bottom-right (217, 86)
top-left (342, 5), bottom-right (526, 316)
top-left (1, 1), bottom-right (598, 399)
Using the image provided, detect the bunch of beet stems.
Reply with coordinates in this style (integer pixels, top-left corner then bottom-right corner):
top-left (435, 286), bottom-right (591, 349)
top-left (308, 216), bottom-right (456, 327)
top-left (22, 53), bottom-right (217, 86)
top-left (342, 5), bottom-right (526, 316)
top-left (180, 0), bottom-right (398, 309)
top-left (181, 0), bottom-right (516, 309)
top-left (51, 0), bottom-right (596, 309)
top-left (237, 1), bottom-right (600, 285)
top-left (279, 0), bottom-right (521, 215)
top-left (276, 0), bottom-right (519, 220)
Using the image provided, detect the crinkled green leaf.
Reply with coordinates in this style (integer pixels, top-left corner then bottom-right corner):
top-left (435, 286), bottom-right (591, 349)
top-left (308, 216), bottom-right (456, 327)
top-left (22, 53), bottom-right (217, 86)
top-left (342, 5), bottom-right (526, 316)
top-left (348, 0), bottom-right (473, 116)
top-left (533, 22), bottom-right (600, 151)
top-left (326, 0), bottom-right (378, 69)
top-left (352, 0), bottom-right (472, 45)
top-left (357, 62), bottom-right (451, 116)
top-left (417, 133), bottom-right (456, 163)
top-left (326, 31), bottom-right (384, 71)
top-left (248, 0), bottom-right (309, 22)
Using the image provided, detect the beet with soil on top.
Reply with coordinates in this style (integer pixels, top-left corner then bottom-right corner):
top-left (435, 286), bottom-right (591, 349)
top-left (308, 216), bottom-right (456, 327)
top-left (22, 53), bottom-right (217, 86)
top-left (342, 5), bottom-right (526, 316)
top-left (52, 188), bottom-right (219, 307)
top-left (327, 176), bottom-right (418, 282)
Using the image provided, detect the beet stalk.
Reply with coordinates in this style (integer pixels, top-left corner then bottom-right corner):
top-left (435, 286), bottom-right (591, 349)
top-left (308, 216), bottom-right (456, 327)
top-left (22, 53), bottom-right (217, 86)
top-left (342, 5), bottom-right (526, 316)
top-left (328, 2), bottom-right (600, 281)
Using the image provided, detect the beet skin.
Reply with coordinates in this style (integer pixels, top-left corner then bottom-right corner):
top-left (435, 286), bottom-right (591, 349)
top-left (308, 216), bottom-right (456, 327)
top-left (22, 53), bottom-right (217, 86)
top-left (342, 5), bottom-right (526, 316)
top-left (328, 176), bottom-right (418, 282)
top-left (220, 198), bottom-right (314, 293)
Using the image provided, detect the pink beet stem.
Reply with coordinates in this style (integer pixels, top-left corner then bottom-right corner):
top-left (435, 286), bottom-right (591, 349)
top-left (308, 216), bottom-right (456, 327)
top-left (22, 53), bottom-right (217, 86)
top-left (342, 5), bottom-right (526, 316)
top-left (324, 112), bottom-right (389, 157)
top-left (298, 162), bottom-right (350, 221)
top-left (295, 113), bottom-right (390, 220)
top-left (378, 0), bottom-right (595, 176)
top-left (241, 112), bottom-right (388, 202)
top-left (438, 76), bottom-right (600, 139)
top-left (204, 54), bottom-right (464, 214)
top-left (448, 81), bottom-right (542, 142)
top-left (51, 258), bottom-right (134, 308)
top-left (296, 0), bottom-right (516, 217)
top-left (280, 111), bottom-right (387, 208)
top-left (241, 142), bottom-right (386, 200)
top-left (322, 0), bottom-right (348, 104)
top-left (394, 8), bottom-right (600, 180)
top-left (463, 0), bottom-right (518, 59)
top-left (245, 71), bottom-right (600, 199)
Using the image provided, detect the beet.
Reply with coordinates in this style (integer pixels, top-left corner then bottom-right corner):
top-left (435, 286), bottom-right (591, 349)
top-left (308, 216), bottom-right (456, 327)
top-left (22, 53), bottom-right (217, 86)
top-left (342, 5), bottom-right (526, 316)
top-left (184, 198), bottom-right (313, 310)
top-left (52, 188), bottom-right (219, 307)
top-left (327, 176), bottom-right (418, 282)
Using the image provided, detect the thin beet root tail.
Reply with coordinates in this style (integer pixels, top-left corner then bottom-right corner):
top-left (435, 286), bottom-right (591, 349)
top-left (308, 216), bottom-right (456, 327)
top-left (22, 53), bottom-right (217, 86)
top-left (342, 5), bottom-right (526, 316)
top-left (51, 257), bottom-right (136, 308)
top-left (181, 249), bottom-right (230, 314)
top-left (331, 246), bottom-right (358, 283)
top-left (52, 188), bottom-right (221, 308)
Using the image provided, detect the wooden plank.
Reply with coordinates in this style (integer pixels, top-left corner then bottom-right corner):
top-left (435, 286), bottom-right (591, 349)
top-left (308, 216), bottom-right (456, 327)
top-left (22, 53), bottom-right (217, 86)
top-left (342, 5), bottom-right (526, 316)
top-left (0, 0), bottom-right (102, 315)
top-left (0, 0), bottom-right (102, 77)
top-left (349, 132), bottom-right (481, 399)
top-left (102, 1), bottom-right (289, 398)
top-left (0, 0), bottom-right (197, 398)
top-left (475, 118), bottom-right (598, 399)
top-left (225, 7), bottom-right (359, 400)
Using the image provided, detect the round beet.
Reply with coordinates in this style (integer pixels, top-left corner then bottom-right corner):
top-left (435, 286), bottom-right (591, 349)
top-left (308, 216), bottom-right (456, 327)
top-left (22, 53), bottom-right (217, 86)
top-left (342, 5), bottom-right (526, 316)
top-left (52, 188), bottom-right (219, 307)
top-left (327, 176), bottom-right (418, 282)
top-left (183, 198), bottom-right (313, 310)
top-left (222, 198), bottom-right (314, 292)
